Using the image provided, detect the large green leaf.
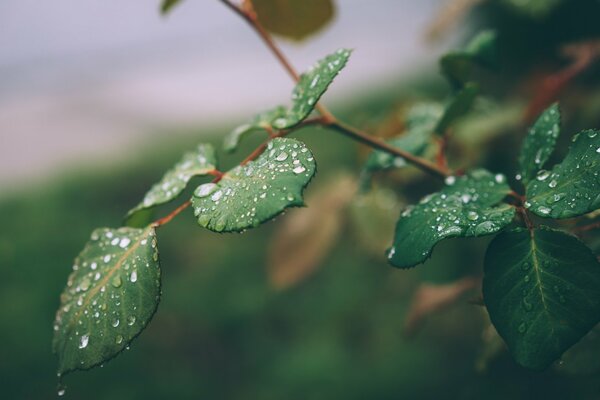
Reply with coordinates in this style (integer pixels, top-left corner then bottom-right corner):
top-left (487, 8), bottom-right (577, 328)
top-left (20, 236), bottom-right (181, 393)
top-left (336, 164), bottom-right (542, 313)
top-left (364, 103), bottom-right (442, 172)
top-left (440, 30), bottom-right (497, 88)
top-left (483, 227), bottom-right (600, 370)
top-left (126, 144), bottom-right (217, 224)
top-left (518, 103), bottom-right (561, 185)
top-left (223, 106), bottom-right (287, 152)
top-left (435, 83), bottom-right (479, 136)
top-left (192, 138), bottom-right (316, 232)
top-left (387, 169), bottom-right (515, 269)
top-left (53, 226), bottom-right (161, 376)
top-left (252, 0), bottom-right (335, 41)
top-left (526, 129), bottom-right (600, 219)
top-left (272, 49), bottom-right (351, 130)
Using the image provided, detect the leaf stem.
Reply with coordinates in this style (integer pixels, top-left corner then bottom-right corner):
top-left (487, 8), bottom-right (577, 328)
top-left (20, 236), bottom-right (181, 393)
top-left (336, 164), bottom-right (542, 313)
top-left (573, 220), bottom-right (600, 234)
top-left (153, 200), bottom-right (192, 228)
top-left (219, 0), bottom-right (449, 178)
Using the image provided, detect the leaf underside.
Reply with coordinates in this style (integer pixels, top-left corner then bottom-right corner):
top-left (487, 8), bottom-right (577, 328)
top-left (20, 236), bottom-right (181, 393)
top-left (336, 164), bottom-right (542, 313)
top-left (483, 227), bottom-right (600, 370)
top-left (53, 227), bottom-right (161, 376)
top-left (126, 144), bottom-right (217, 224)
top-left (192, 138), bottom-right (316, 233)
top-left (518, 103), bottom-right (560, 185)
top-left (387, 169), bottom-right (515, 269)
top-left (526, 129), bottom-right (600, 219)
top-left (223, 106), bottom-right (287, 152)
top-left (435, 82), bottom-right (479, 135)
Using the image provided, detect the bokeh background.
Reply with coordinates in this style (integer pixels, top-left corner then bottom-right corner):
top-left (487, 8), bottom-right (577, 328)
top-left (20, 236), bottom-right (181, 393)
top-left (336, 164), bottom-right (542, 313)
top-left (2, 0), bottom-right (600, 398)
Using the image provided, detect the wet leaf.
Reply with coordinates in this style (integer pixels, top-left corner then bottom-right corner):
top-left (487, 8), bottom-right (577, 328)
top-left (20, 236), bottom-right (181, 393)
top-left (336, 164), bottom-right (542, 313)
top-left (53, 227), bottom-right (161, 376)
top-left (440, 30), bottom-right (497, 88)
top-left (483, 227), bottom-right (600, 370)
top-left (404, 277), bottom-right (479, 336)
top-left (518, 103), bottom-right (561, 185)
top-left (364, 103), bottom-right (442, 172)
top-left (223, 106), bottom-right (287, 152)
top-left (268, 175), bottom-right (356, 290)
top-left (272, 49), bottom-right (352, 130)
top-left (526, 129), bottom-right (600, 219)
top-left (387, 169), bottom-right (515, 269)
top-left (192, 138), bottom-right (316, 232)
top-left (251, 0), bottom-right (335, 41)
top-left (126, 144), bottom-right (217, 224)
top-left (435, 82), bottom-right (479, 135)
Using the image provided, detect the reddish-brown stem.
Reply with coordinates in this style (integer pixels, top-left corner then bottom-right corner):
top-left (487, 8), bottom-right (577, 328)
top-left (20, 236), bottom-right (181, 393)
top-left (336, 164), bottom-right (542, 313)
top-left (435, 135), bottom-right (449, 170)
top-left (327, 120), bottom-right (450, 178)
top-left (207, 169), bottom-right (225, 180)
top-left (219, 0), bottom-right (449, 178)
top-left (573, 220), bottom-right (600, 234)
top-left (153, 200), bottom-right (192, 228)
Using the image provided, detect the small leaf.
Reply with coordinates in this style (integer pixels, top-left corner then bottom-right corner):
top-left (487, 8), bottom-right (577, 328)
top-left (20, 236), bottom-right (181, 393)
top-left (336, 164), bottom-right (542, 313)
top-left (192, 138), bottom-right (316, 232)
top-left (440, 30), bottom-right (497, 87)
top-left (161, 0), bottom-right (183, 15)
top-left (272, 48), bottom-right (352, 130)
top-left (224, 106), bottom-right (287, 152)
top-left (526, 129), bottom-right (600, 219)
top-left (267, 174), bottom-right (355, 290)
top-left (518, 103), bottom-right (561, 185)
top-left (435, 82), bottom-right (479, 135)
top-left (364, 103), bottom-right (442, 172)
top-left (387, 169), bottom-right (515, 269)
top-left (53, 226), bottom-right (161, 376)
top-left (251, 0), bottom-right (335, 41)
top-left (501, 0), bottom-right (564, 18)
top-left (483, 227), bottom-right (600, 370)
top-left (126, 144), bottom-right (217, 224)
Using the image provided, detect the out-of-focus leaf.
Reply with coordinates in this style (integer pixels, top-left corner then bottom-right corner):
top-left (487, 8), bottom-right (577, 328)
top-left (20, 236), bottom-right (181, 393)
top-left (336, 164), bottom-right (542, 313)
top-left (500, 0), bottom-right (564, 18)
top-left (251, 0), bottom-right (335, 41)
top-left (518, 103), bottom-right (561, 185)
top-left (404, 277), bottom-right (479, 337)
top-left (526, 129), bottom-right (600, 219)
top-left (440, 30), bottom-right (497, 87)
top-left (349, 187), bottom-right (401, 256)
top-left (435, 83), bottom-right (479, 135)
top-left (53, 227), bottom-right (161, 376)
top-left (161, 0), bottom-right (183, 15)
top-left (192, 138), bottom-right (316, 232)
top-left (273, 49), bottom-right (352, 130)
top-left (223, 106), bottom-right (287, 152)
top-left (268, 174), bottom-right (356, 290)
top-left (483, 227), bottom-right (600, 370)
top-left (364, 103), bottom-right (442, 172)
top-left (126, 144), bottom-right (217, 225)
top-left (387, 169), bottom-right (515, 269)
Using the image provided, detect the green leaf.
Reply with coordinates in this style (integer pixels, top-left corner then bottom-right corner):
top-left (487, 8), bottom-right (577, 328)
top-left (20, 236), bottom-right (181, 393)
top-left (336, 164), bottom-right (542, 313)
top-left (126, 144), bottom-right (217, 224)
top-left (252, 0), bottom-right (335, 41)
top-left (161, 0), bottom-right (183, 15)
top-left (440, 30), bottom-right (497, 88)
top-left (272, 49), bottom-right (352, 130)
top-left (223, 106), bottom-right (287, 152)
top-left (483, 227), bottom-right (600, 370)
top-left (435, 83), bottom-right (479, 135)
top-left (387, 169), bottom-right (515, 269)
top-left (53, 226), bottom-right (161, 376)
top-left (518, 103), bottom-right (561, 185)
top-left (364, 103), bottom-right (442, 172)
top-left (192, 138), bottom-right (316, 232)
top-left (501, 0), bottom-right (564, 18)
top-left (525, 129), bottom-right (600, 219)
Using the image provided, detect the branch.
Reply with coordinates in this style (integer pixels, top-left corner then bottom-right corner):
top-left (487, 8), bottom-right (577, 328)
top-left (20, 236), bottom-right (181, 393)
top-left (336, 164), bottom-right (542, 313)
top-left (219, 0), bottom-right (450, 179)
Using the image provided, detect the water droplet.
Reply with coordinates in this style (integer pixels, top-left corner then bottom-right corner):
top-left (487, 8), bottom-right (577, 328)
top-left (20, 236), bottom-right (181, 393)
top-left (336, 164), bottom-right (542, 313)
top-left (111, 275), bottom-right (122, 288)
top-left (292, 165), bottom-right (306, 174)
top-left (57, 388), bottom-right (66, 397)
top-left (536, 170), bottom-right (550, 181)
top-left (79, 277), bottom-right (91, 292)
top-left (275, 152), bottom-right (288, 161)
top-left (518, 323), bottom-right (527, 334)
top-left (467, 211), bottom-right (479, 221)
top-left (194, 183), bottom-right (217, 198)
top-left (115, 335), bottom-right (123, 344)
top-left (537, 206), bottom-right (551, 215)
top-left (445, 176), bottom-right (456, 185)
top-left (130, 271), bottom-right (138, 283)
top-left (79, 334), bottom-right (89, 349)
top-left (548, 180), bottom-right (558, 188)
top-left (112, 319), bottom-right (120, 328)
top-left (127, 316), bottom-right (136, 326)
top-left (119, 238), bottom-right (131, 248)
